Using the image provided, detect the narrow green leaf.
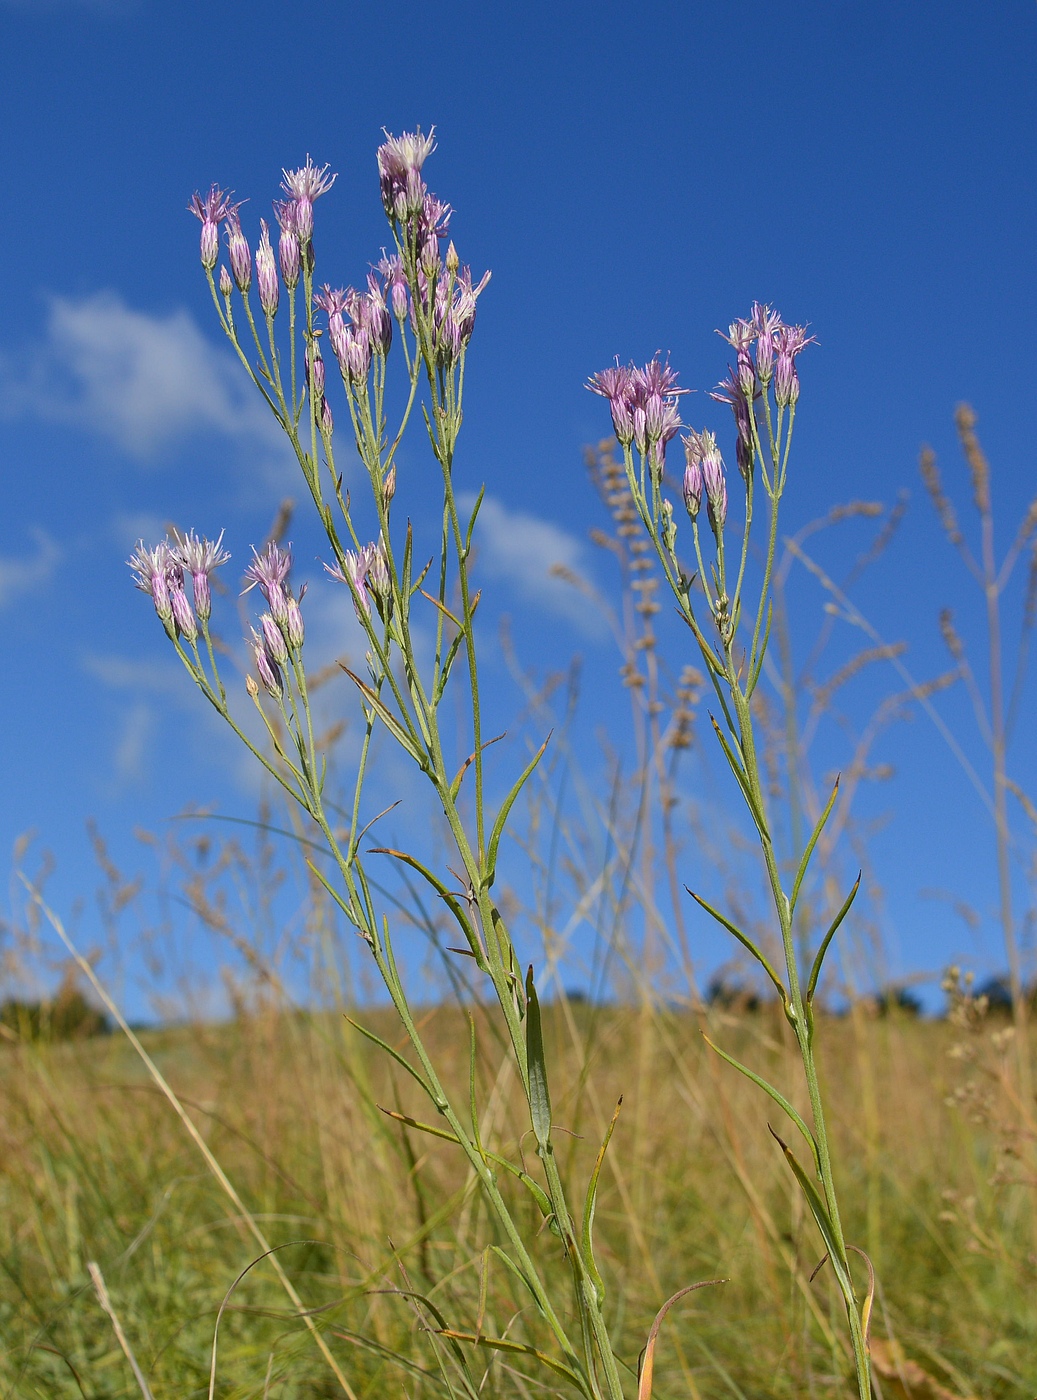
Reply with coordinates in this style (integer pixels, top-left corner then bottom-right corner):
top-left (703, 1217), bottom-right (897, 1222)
top-left (768, 1128), bottom-right (854, 1300)
top-left (437, 1329), bottom-right (583, 1388)
top-left (345, 1017), bottom-right (435, 1102)
top-left (367, 846), bottom-right (481, 959)
top-left (708, 714), bottom-right (771, 841)
top-left (485, 734), bottom-right (551, 885)
top-left (524, 966), bottom-right (552, 1149)
top-left (581, 1097), bottom-right (623, 1306)
top-left (379, 1106), bottom-right (459, 1144)
top-left (339, 665), bottom-right (423, 764)
top-left (464, 484), bottom-right (486, 558)
top-left (806, 873), bottom-right (861, 1004)
top-left (790, 777), bottom-right (840, 918)
top-left (703, 1036), bottom-right (819, 1171)
top-left (686, 888), bottom-right (787, 1006)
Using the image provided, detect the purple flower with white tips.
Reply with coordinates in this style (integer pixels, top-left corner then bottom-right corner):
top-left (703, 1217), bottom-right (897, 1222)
top-left (259, 611), bottom-right (288, 666)
top-left (377, 128), bottom-right (435, 221)
top-left (774, 323), bottom-right (816, 407)
top-left (171, 529), bottom-right (229, 622)
top-left (256, 219), bottom-right (279, 318)
top-left (587, 363), bottom-right (637, 445)
top-left (281, 157), bottom-right (336, 243)
top-left (244, 540), bottom-right (292, 624)
top-left (225, 213), bottom-right (251, 293)
top-left (682, 435), bottom-right (704, 520)
top-left (274, 201), bottom-right (301, 288)
top-left (250, 626), bottom-right (283, 699)
top-left (128, 540), bottom-right (176, 626)
top-left (188, 185), bottom-right (237, 272)
top-left (699, 431), bottom-right (727, 533)
top-left (752, 302), bottom-right (783, 384)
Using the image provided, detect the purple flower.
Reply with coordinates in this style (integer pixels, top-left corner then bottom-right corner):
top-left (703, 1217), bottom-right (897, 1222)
top-left (378, 253), bottom-right (410, 321)
top-left (170, 578), bottom-right (198, 642)
top-left (682, 435), bottom-right (704, 519)
top-left (341, 324), bottom-right (373, 384)
top-left (281, 157), bottom-right (336, 243)
top-left (225, 213), bottom-right (251, 293)
top-left (587, 363), bottom-right (637, 446)
top-left (250, 626), bottom-right (283, 698)
top-left (314, 284), bottom-right (350, 359)
top-left (255, 219), bottom-right (279, 318)
top-left (377, 128), bottom-right (436, 221)
top-left (285, 594), bottom-right (305, 650)
top-left (244, 541), bottom-right (292, 624)
top-left (326, 539), bottom-right (390, 621)
top-left (128, 540), bottom-right (176, 625)
top-left (699, 432), bottom-right (728, 533)
top-left (171, 529), bottom-right (229, 622)
top-left (453, 266), bottom-right (490, 345)
top-left (188, 185), bottom-right (237, 272)
top-left (710, 366), bottom-right (754, 472)
top-left (362, 271), bottom-right (393, 356)
top-left (321, 397), bottom-right (334, 436)
top-left (774, 323), bottom-right (816, 407)
top-left (219, 265), bottom-right (233, 298)
top-left (751, 302), bottom-right (783, 384)
top-left (274, 201), bottom-right (301, 288)
top-left (306, 343), bottom-right (326, 401)
top-left (260, 611), bottom-right (288, 666)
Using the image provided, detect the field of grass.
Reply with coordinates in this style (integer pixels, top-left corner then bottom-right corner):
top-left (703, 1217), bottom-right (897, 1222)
top-left (2, 995), bottom-right (1033, 1399)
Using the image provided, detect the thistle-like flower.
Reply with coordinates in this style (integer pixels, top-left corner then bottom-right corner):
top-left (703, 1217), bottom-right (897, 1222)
top-left (274, 200), bottom-right (301, 288)
top-left (171, 529), bottom-right (229, 622)
top-left (259, 611), bottom-right (288, 666)
top-left (128, 540), bottom-right (176, 626)
top-left (281, 157), bottom-right (336, 243)
top-left (751, 302), bottom-right (783, 384)
top-left (699, 432), bottom-right (728, 533)
top-left (377, 128), bottom-right (435, 221)
top-left (586, 363), bottom-right (637, 445)
top-left (255, 219), bottom-right (279, 318)
top-left (774, 324), bottom-right (815, 407)
top-left (249, 626), bottom-right (283, 698)
top-left (682, 435), bottom-right (704, 519)
top-left (225, 213), bottom-right (252, 293)
top-left (244, 541), bottom-right (292, 625)
top-left (188, 185), bottom-right (237, 272)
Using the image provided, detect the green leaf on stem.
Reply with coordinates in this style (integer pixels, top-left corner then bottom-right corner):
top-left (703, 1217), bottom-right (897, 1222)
top-left (768, 1127), bottom-right (855, 1301)
top-left (449, 733), bottom-right (506, 802)
top-left (581, 1096), bottom-right (622, 1306)
top-left (524, 966), bottom-right (552, 1150)
top-left (708, 714), bottom-right (771, 841)
top-left (339, 665), bottom-right (425, 766)
top-left (464, 485), bottom-right (486, 559)
top-left (702, 1035), bottom-right (819, 1172)
top-left (345, 1017), bottom-right (436, 1102)
top-left (367, 846), bottom-right (483, 961)
top-left (379, 1106), bottom-right (459, 1144)
top-left (685, 888), bottom-right (788, 1007)
top-left (806, 873), bottom-right (861, 1004)
top-left (485, 734), bottom-right (551, 886)
top-left (747, 598), bottom-right (774, 697)
top-left (790, 777), bottom-right (840, 919)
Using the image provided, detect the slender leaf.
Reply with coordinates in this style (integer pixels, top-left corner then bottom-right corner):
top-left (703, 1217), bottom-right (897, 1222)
top-left (637, 1281), bottom-right (727, 1400)
top-left (790, 777), bottom-right (840, 918)
top-left (581, 1097), bottom-right (622, 1305)
top-left (524, 967), bottom-right (552, 1149)
top-left (437, 1330), bottom-right (583, 1389)
top-left (686, 889), bottom-right (787, 1005)
top-left (345, 1018), bottom-right (435, 1102)
top-left (340, 665), bottom-right (424, 764)
top-left (806, 873), bottom-right (861, 1003)
top-left (485, 734), bottom-right (551, 885)
top-left (768, 1128), bottom-right (854, 1301)
top-left (703, 1036), bottom-right (818, 1171)
top-left (367, 846), bottom-right (481, 957)
top-left (708, 714), bottom-right (771, 841)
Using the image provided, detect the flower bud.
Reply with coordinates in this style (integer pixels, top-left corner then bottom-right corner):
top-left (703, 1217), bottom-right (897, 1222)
top-left (200, 220), bottom-right (219, 271)
top-left (383, 463), bottom-right (397, 505)
top-left (321, 397), bottom-right (334, 436)
top-left (171, 583), bottom-right (198, 642)
top-left (260, 611), bottom-right (288, 665)
top-left (294, 196), bottom-right (314, 244)
top-left (251, 630), bottom-right (283, 699)
top-left (226, 215), bottom-right (251, 293)
top-left (219, 265), bottom-right (233, 298)
top-left (445, 240), bottom-right (459, 275)
top-left (701, 436), bottom-right (728, 534)
top-left (285, 595), bottom-right (305, 650)
top-left (256, 219), bottom-right (279, 318)
top-left (682, 458), bottom-right (702, 520)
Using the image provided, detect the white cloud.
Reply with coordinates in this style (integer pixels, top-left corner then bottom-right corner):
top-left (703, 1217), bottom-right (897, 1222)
top-left (113, 702), bottom-right (155, 785)
top-left (460, 493), bottom-right (605, 635)
top-left (0, 291), bottom-right (285, 463)
top-left (0, 529), bottom-right (60, 608)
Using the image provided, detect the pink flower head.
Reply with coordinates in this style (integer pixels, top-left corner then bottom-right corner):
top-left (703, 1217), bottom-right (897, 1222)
top-left (360, 270), bottom-right (393, 357)
top-left (281, 157), bottom-right (336, 243)
top-left (453, 266), bottom-right (491, 345)
top-left (244, 540), bottom-right (292, 624)
top-left (774, 323), bottom-right (816, 407)
top-left (274, 200), bottom-right (301, 288)
top-left (710, 366), bottom-right (754, 463)
top-left (326, 539), bottom-right (390, 621)
top-left (314, 284), bottom-right (350, 359)
top-left (259, 611), bottom-right (288, 666)
top-left (699, 431), bottom-right (727, 533)
top-left (751, 302), bottom-right (783, 384)
top-left (171, 529), bottom-right (229, 622)
top-left (377, 127), bottom-right (435, 221)
top-left (587, 361), bottom-right (638, 446)
top-left (249, 626), bottom-right (283, 699)
top-left (378, 252), bottom-right (410, 321)
top-left (225, 212), bottom-right (251, 293)
top-left (632, 356), bottom-right (687, 467)
top-left (188, 185), bottom-right (238, 272)
top-left (128, 540), bottom-right (176, 626)
top-left (682, 434), bottom-right (704, 519)
top-left (256, 219), bottom-right (279, 318)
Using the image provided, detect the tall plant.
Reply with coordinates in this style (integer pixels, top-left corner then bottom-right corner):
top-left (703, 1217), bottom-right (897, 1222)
top-left (587, 310), bottom-right (873, 1400)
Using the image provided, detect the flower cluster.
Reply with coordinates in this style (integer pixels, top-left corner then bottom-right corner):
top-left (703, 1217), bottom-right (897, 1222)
top-left (682, 428), bottom-right (727, 532)
top-left (711, 303), bottom-right (814, 476)
top-left (128, 532), bottom-right (229, 641)
top-left (315, 274), bottom-right (393, 388)
top-left (244, 540), bottom-right (306, 697)
top-left (187, 185), bottom-right (239, 273)
top-left (586, 355), bottom-right (687, 475)
top-left (377, 127), bottom-right (436, 223)
top-left (327, 538), bottom-right (391, 622)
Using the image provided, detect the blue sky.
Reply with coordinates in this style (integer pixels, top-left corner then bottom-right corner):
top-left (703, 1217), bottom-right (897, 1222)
top-left (1, 0), bottom-right (1036, 1015)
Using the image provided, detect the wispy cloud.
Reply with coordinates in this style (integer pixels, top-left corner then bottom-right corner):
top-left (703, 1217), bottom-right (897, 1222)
top-left (0, 291), bottom-right (284, 464)
top-left (461, 494), bottom-right (605, 635)
top-left (0, 529), bottom-right (60, 608)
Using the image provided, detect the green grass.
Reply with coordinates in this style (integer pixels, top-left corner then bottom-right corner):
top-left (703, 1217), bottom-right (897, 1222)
top-left (1, 999), bottom-right (1033, 1399)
